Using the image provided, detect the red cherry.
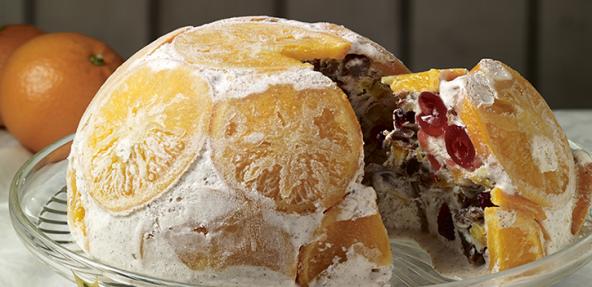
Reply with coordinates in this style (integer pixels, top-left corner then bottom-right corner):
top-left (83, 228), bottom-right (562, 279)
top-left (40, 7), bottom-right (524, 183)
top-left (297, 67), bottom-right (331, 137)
top-left (437, 203), bottom-right (456, 241)
top-left (427, 154), bottom-right (442, 172)
top-left (416, 92), bottom-right (448, 136)
top-left (417, 130), bottom-right (429, 150)
top-left (444, 125), bottom-right (476, 170)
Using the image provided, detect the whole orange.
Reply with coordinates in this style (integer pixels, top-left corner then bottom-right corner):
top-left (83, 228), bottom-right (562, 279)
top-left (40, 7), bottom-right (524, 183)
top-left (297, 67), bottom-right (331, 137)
top-left (0, 32), bottom-right (123, 152)
top-left (0, 24), bottom-right (44, 125)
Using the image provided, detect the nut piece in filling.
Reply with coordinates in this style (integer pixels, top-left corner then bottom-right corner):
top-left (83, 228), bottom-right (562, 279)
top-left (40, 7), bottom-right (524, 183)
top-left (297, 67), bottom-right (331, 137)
top-left (372, 59), bottom-right (586, 272)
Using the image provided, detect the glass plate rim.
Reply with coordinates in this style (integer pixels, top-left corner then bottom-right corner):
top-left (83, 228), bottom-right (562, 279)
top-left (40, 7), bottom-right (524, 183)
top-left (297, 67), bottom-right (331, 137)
top-left (8, 134), bottom-right (592, 286)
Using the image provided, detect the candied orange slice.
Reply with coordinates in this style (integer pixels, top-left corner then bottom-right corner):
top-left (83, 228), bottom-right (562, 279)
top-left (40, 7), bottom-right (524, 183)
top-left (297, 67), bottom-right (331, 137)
top-left (490, 188), bottom-right (546, 222)
top-left (382, 68), bottom-right (467, 94)
top-left (173, 22), bottom-right (351, 70)
top-left (67, 168), bottom-right (87, 240)
top-left (485, 207), bottom-right (544, 271)
top-left (167, 192), bottom-right (296, 276)
top-left (297, 206), bottom-right (391, 286)
top-left (209, 85), bottom-right (362, 213)
top-left (460, 60), bottom-right (572, 207)
top-left (78, 64), bottom-right (212, 212)
top-left (572, 160), bottom-right (592, 234)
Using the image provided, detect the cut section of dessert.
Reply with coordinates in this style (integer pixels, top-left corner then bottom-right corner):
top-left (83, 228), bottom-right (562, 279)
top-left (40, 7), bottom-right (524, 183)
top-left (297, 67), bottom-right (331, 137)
top-left (370, 59), bottom-right (589, 272)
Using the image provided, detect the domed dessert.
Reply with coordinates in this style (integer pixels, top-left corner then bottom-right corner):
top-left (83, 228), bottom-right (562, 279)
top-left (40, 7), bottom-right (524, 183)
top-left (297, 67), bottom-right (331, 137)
top-left (67, 16), bottom-right (592, 286)
top-left (66, 16), bottom-right (407, 286)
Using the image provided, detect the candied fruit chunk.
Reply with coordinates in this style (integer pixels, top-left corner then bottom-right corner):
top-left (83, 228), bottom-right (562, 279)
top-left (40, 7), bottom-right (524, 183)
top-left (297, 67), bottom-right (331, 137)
top-left (382, 68), bottom-right (467, 94)
top-left (67, 168), bottom-right (87, 240)
top-left (437, 203), bottom-right (456, 240)
top-left (490, 188), bottom-right (546, 221)
top-left (485, 207), bottom-right (544, 271)
top-left (469, 224), bottom-right (486, 247)
top-left (297, 210), bottom-right (391, 287)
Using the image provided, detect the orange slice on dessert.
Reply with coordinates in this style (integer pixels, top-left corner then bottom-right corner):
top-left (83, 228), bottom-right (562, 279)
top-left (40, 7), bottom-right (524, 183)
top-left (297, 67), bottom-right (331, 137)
top-left (460, 61), bottom-right (572, 207)
top-left (167, 190), bottom-right (296, 277)
top-left (173, 22), bottom-right (351, 70)
top-left (382, 68), bottom-right (467, 94)
top-left (209, 85), bottom-right (362, 214)
top-left (77, 64), bottom-right (212, 212)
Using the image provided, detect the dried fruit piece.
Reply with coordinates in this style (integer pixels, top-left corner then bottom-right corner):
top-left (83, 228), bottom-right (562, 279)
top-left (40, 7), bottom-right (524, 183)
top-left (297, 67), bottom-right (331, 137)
top-left (393, 108), bottom-right (415, 129)
top-left (444, 125), bottom-right (476, 169)
top-left (210, 85), bottom-right (362, 213)
top-left (416, 92), bottom-right (448, 136)
top-left (78, 65), bottom-right (212, 212)
top-left (426, 154), bottom-right (442, 172)
top-left (67, 168), bottom-right (87, 250)
top-left (469, 224), bottom-right (486, 247)
top-left (476, 191), bottom-right (495, 208)
top-left (438, 203), bottom-right (456, 240)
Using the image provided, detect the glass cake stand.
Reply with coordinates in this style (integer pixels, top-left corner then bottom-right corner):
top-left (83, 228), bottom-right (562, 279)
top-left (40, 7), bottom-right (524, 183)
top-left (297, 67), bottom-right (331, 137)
top-left (9, 135), bottom-right (592, 286)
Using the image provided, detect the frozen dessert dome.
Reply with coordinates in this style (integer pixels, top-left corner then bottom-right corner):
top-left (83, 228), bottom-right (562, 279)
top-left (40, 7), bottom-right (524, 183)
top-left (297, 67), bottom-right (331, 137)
top-left (66, 16), bottom-right (408, 286)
